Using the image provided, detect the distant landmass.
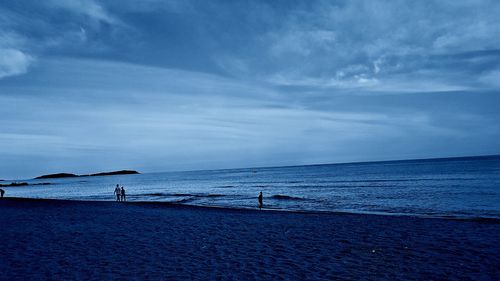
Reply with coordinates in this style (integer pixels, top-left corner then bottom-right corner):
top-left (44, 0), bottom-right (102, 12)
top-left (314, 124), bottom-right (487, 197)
top-left (0, 182), bottom-right (29, 187)
top-left (35, 173), bottom-right (79, 179)
top-left (35, 170), bottom-right (139, 179)
top-left (0, 182), bottom-right (51, 187)
top-left (84, 170), bottom-right (140, 177)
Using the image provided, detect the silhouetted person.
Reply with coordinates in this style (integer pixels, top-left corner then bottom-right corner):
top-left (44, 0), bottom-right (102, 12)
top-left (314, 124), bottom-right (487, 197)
top-left (0, 188), bottom-right (4, 198)
top-left (114, 184), bottom-right (121, 201)
top-left (258, 191), bottom-right (263, 210)
top-left (121, 186), bottom-right (126, 202)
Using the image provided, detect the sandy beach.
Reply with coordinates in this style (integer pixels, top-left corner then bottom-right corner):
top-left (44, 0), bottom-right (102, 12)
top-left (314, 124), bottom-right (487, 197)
top-left (0, 198), bottom-right (498, 280)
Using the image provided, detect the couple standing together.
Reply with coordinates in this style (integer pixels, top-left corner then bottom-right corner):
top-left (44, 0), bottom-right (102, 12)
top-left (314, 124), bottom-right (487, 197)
top-left (114, 184), bottom-right (126, 202)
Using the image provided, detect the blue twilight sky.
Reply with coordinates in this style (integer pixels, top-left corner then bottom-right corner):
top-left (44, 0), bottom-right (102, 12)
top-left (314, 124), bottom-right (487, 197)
top-left (1, 0), bottom-right (500, 179)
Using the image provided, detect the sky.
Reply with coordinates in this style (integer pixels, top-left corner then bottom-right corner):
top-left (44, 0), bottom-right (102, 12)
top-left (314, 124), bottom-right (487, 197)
top-left (1, 0), bottom-right (500, 179)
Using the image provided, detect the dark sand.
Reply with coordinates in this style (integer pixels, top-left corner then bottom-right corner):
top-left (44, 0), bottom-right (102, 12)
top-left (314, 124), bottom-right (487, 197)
top-left (0, 198), bottom-right (499, 280)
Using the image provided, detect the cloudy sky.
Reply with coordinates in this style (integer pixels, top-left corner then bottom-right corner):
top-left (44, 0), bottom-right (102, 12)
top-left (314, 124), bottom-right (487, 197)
top-left (1, 0), bottom-right (499, 179)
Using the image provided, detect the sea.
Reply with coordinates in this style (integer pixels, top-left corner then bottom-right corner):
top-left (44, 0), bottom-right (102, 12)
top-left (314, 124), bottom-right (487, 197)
top-left (3, 155), bottom-right (500, 219)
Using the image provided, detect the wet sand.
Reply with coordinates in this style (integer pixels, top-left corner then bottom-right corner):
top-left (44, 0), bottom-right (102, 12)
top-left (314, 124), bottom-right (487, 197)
top-left (0, 198), bottom-right (499, 280)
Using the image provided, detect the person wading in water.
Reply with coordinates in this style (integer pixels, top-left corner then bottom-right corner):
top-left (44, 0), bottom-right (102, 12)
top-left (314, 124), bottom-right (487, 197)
top-left (258, 191), bottom-right (263, 210)
top-left (114, 184), bottom-right (121, 201)
top-left (121, 186), bottom-right (126, 202)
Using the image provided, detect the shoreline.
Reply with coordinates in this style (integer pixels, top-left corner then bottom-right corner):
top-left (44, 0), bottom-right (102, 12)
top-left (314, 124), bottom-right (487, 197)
top-left (3, 196), bottom-right (499, 223)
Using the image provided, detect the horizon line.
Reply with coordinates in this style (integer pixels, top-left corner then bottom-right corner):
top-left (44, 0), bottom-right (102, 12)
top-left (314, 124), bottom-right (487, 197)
top-left (11, 153), bottom-right (499, 181)
top-left (149, 153), bottom-right (500, 175)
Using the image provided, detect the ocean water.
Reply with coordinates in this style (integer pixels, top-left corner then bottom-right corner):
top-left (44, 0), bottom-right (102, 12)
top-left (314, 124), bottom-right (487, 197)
top-left (3, 155), bottom-right (500, 219)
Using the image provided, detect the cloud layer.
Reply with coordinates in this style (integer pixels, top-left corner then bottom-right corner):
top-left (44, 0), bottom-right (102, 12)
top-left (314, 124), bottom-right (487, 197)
top-left (0, 0), bottom-right (499, 178)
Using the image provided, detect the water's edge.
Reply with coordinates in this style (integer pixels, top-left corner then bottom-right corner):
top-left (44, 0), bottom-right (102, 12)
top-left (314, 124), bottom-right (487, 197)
top-left (3, 197), bottom-right (499, 224)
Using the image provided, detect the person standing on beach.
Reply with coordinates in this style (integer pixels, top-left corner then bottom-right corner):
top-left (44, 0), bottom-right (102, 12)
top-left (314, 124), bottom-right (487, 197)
top-left (121, 186), bottom-right (126, 202)
top-left (0, 188), bottom-right (4, 198)
top-left (258, 191), bottom-right (263, 210)
top-left (114, 184), bottom-right (121, 201)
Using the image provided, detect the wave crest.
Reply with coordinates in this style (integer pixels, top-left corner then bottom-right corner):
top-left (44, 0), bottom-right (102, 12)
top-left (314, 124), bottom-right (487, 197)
top-left (271, 195), bottom-right (306, 201)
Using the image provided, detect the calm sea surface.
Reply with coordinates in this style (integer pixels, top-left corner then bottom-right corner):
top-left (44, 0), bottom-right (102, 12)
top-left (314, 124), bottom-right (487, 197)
top-left (4, 156), bottom-right (500, 219)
